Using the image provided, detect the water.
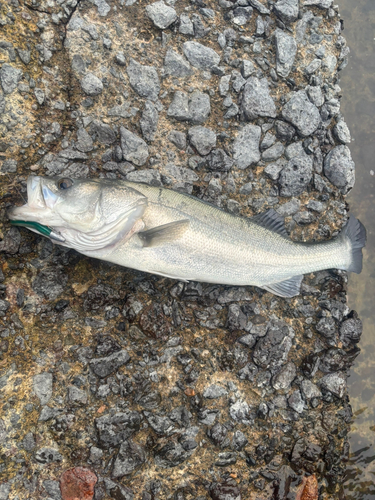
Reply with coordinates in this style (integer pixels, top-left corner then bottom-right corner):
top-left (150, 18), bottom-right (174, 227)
top-left (337, 0), bottom-right (375, 497)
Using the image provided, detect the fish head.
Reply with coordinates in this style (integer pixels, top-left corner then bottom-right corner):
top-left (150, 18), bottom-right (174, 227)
top-left (8, 175), bottom-right (147, 251)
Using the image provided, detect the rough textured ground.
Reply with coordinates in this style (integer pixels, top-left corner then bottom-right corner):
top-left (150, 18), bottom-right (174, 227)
top-left (0, 0), bottom-right (364, 498)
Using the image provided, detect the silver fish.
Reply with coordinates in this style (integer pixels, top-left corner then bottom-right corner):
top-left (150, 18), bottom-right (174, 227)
top-left (8, 175), bottom-right (366, 298)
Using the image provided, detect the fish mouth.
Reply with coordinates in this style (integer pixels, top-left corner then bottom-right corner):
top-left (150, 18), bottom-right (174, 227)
top-left (7, 176), bottom-right (50, 222)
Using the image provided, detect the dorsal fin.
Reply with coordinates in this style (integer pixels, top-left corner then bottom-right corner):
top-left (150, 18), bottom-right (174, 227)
top-left (251, 209), bottom-right (288, 238)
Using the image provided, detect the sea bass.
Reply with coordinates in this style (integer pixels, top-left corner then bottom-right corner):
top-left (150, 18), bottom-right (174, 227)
top-left (8, 176), bottom-right (366, 298)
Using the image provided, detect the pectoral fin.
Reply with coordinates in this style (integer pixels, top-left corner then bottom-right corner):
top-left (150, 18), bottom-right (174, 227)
top-left (262, 275), bottom-right (304, 298)
top-left (138, 219), bottom-right (190, 247)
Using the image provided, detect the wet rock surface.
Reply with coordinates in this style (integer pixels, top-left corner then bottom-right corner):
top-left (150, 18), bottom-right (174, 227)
top-left (0, 0), bottom-right (362, 499)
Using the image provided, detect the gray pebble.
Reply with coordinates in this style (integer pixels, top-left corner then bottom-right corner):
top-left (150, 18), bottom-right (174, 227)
top-left (71, 54), bottom-right (86, 73)
top-left (43, 480), bottom-right (61, 500)
top-left (264, 162), bottom-right (284, 181)
top-left (306, 85), bottom-right (324, 107)
top-left (232, 124), bottom-right (261, 169)
top-left (169, 130), bottom-right (186, 150)
top-left (115, 51), bottom-right (127, 66)
top-left (305, 58), bottom-right (322, 75)
top-left (33, 373), bottom-right (53, 406)
top-left (320, 372), bottom-right (346, 398)
top-left (279, 154), bottom-right (313, 196)
top-left (126, 169), bottom-right (162, 186)
top-left (146, 1), bottom-right (177, 29)
top-left (232, 6), bottom-right (253, 25)
top-left (275, 120), bottom-right (295, 142)
top-left (273, 0), bottom-right (299, 24)
top-left (164, 48), bottom-right (192, 77)
top-left (112, 440), bottom-right (146, 477)
top-left (207, 148), bottom-right (234, 171)
top-left (301, 379), bottom-right (322, 400)
top-left (140, 101), bottom-right (159, 141)
top-left (275, 30), bottom-right (297, 78)
top-left (203, 384), bottom-right (227, 399)
top-left (282, 91), bottom-right (321, 137)
top-left (68, 385), bottom-right (88, 404)
top-left (249, 0), bottom-right (270, 14)
top-left (90, 120), bottom-right (116, 145)
top-left (241, 77), bottom-right (276, 120)
top-left (35, 447), bottom-right (63, 464)
top-left (189, 90), bottom-right (211, 124)
top-left (306, 200), bottom-right (326, 212)
top-left (239, 182), bottom-right (253, 195)
top-left (76, 128), bottom-right (94, 152)
top-left (22, 432), bottom-right (36, 452)
top-left (179, 14), bottom-right (194, 36)
top-left (261, 131), bottom-right (276, 150)
top-left (90, 350), bottom-right (130, 378)
top-left (241, 59), bottom-right (255, 78)
top-left (17, 48), bottom-right (31, 65)
top-left (304, 0), bottom-right (333, 7)
top-left (262, 142), bottom-right (285, 162)
top-left (80, 73), bottom-right (103, 96)
top-left (1, 159), bottom-right (17, 173)
top-left (231, 70), bottom-right (246, 93)
top-left (219, 74), bottom-right (231, 97)
top-left (288, 389), bottom-right (305, 413)
top-left (0, 63), bottom-right (22, 94)
top-left (272, 362), bottom-right (296, 392)
top-left (0, 484), bottom-right (10, 500)
top-left (229, 399), bottom-right (251, 424)
top-left (188, 126), bottom-right (216, 155)
top-left (183, 41), bottom-right (220, 70)
top-left (120, 127), bottom-right (149, 166)
top-left (323, 145), bottom-right (355, 193)
top-left (293, 211), bottom-right (315, 225)
top-left (127, 59), bottom-right (160, 101)
top-left (333, 120), bottom-right (351, 144)
top-left (285, 141), bottom-right (304, 160)
top-left (167, 91), bottom-right (190, 121)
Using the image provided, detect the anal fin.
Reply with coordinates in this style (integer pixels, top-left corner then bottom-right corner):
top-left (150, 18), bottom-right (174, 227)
top-left (138, 219), bottom-right (190, 247)
top-left (262, 275), bottom-right (304, 298)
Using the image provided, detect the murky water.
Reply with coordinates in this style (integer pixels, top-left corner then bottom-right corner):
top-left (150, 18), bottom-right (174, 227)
top-left (337, 0), bottom-right (375, 497)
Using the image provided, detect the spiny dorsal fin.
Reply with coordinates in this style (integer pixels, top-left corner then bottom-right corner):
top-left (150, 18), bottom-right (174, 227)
top-left (252, 209), bottom-right (288, 238)
top-left (262, 275), bottom-right (304, 298)
top-left (138, 219), bottom-right (190, 248)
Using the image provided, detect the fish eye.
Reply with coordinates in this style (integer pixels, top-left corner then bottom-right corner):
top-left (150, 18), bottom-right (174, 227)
top-left (57, 178), bottom-right (73, 190)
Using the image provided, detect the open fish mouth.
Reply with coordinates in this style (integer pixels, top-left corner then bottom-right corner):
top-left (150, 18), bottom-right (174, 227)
top-left (7, 176), bottom-right (66, 242)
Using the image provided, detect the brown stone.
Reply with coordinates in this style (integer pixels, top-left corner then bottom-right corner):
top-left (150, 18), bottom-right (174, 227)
top-left (296, 475), bottom-right (319, 500)
top-left (60, 467), bottom-right (97, 500)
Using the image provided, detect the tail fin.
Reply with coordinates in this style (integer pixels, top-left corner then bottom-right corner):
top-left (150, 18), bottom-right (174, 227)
top-left (343, 215), bottom-right (366, 273)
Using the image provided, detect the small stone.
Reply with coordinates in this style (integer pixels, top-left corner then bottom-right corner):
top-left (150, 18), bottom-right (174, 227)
top-left (76, 128), bottom-right (94, 152)
top-left (301, 379), bottom-right (322, 400)
top-left (207, 148), bottom-right (234, 171)
top-left (232, 124), bottom-right (261, 169)
top-left (275, 120), bottom-right (295, 141)
top-left (167, 91), bottom-right (190, 121)
top-left (188, 126), bottom-right (216, 155)
top-left (323, 145), bottom-right (355, 193)
top-left (333, 120), bottom-right (351, 144)
top-left (140, 101), bottom-right (159, 141)
top-left (95, 411), bottom-right (141, 447)
top-left (305, 59), bottom-right (322, 75)
top-left (0, 63), bottom-right (22, 94)
top-left (60, 467), bottom-right (97, 500)
top-left (112, 440), bottom-right (146, 478)
top-left (164, 49), bottom-right (192, 77)
top-left (209, 483), bottom-right (241, 500)
top-left (127, 59), bottom-right (160, 101)
top-left (273, 0), bottom-right (299, 24)
top-left (22, 432), bottom-right (36, 452)
top-left (183, 41), bottom-right (220, 70)
top-left (285, 141), bottom-right (304, 160)
top-left (126, 169), bottom-right (161, 186)
top-left (188, 90), bottom-right (211, 124)
top-left (340, 317), bottom-right (363, 345)
top-left (232, 6), bottom-right (253, 25)
top-left (68, 385), bottom-right (88, 404)
top-left (320, 372), bottom-right (346, 398)
top-left (34, 88), bottom-right (45, 105)
top-left (262, 142), bottom-right (285, 162)
top-left (17, 48), bottom-right (31, 65)
top-left (115, 51), bottom-right (127, 66)
top-left (288, 389), bottom-right (305, 413)
top-left (282, 91), bottom-right (321, 137)
top-left (241, 59), bottom-right (255, 78)
top-left (232, 430), bottom-right (248, 451)
top-left (80, 73), bottom-right (103, 96)
top-left (179, 14), bottom-right (194, 36)
top-left (0, 484), bottom-right (10, 500)
top-left (146, 1), bottom-right (177, 29)
top-left (203, 384), bottom-right (227, 399)
top-left (229, 399), bottom-right (251, 424)
top-left (90, 120), bottom-right (116, 145)
top-left (275, 30), bottom-right (297, 78)
top-left (1, 159), bottom-right (17, 173)
top-left (43, 480), bottom-right (61, 500)
top-left (33, 372), bottom-right (53, 406)
top-left (241, 77), bottom-right (276, 120)
top-left (304, 0), bottom-right (333, 7)
top-left (231, 70), bottom-right (246, 93)
top-left (90, 350), bottom-right (130, 378)
top-left (35, 447), bottom-right (63, 464)
top-left (169, 130), bottom-right (186, 150)
top-left (264, 163), bottom-right (284, 181)
top-left (120, 127), bottom-right (149, 166)
top-left (306, 200), bottom-right (325, 212)
top-left (219, 75), bottom-right (231, 97)
top-left (293, 211), bottom-right (315, 225)
top-left (306, 85), bottom-right (324, 107)
top-left (279, 154), bottom-right (313, 197)
top-left (272, 362), bottom-right (296, 392)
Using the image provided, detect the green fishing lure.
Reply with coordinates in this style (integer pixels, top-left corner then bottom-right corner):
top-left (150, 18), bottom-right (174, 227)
top-left (10, 220), bottom-right (65, 242)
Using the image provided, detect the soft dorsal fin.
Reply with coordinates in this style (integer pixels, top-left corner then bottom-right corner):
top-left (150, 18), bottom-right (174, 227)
top-left (138, 219), bottom-right (190, 247)
top-left (252, 209), bottom-right (288, 238)
top-left (262, 275), bottom-right (304, 298)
